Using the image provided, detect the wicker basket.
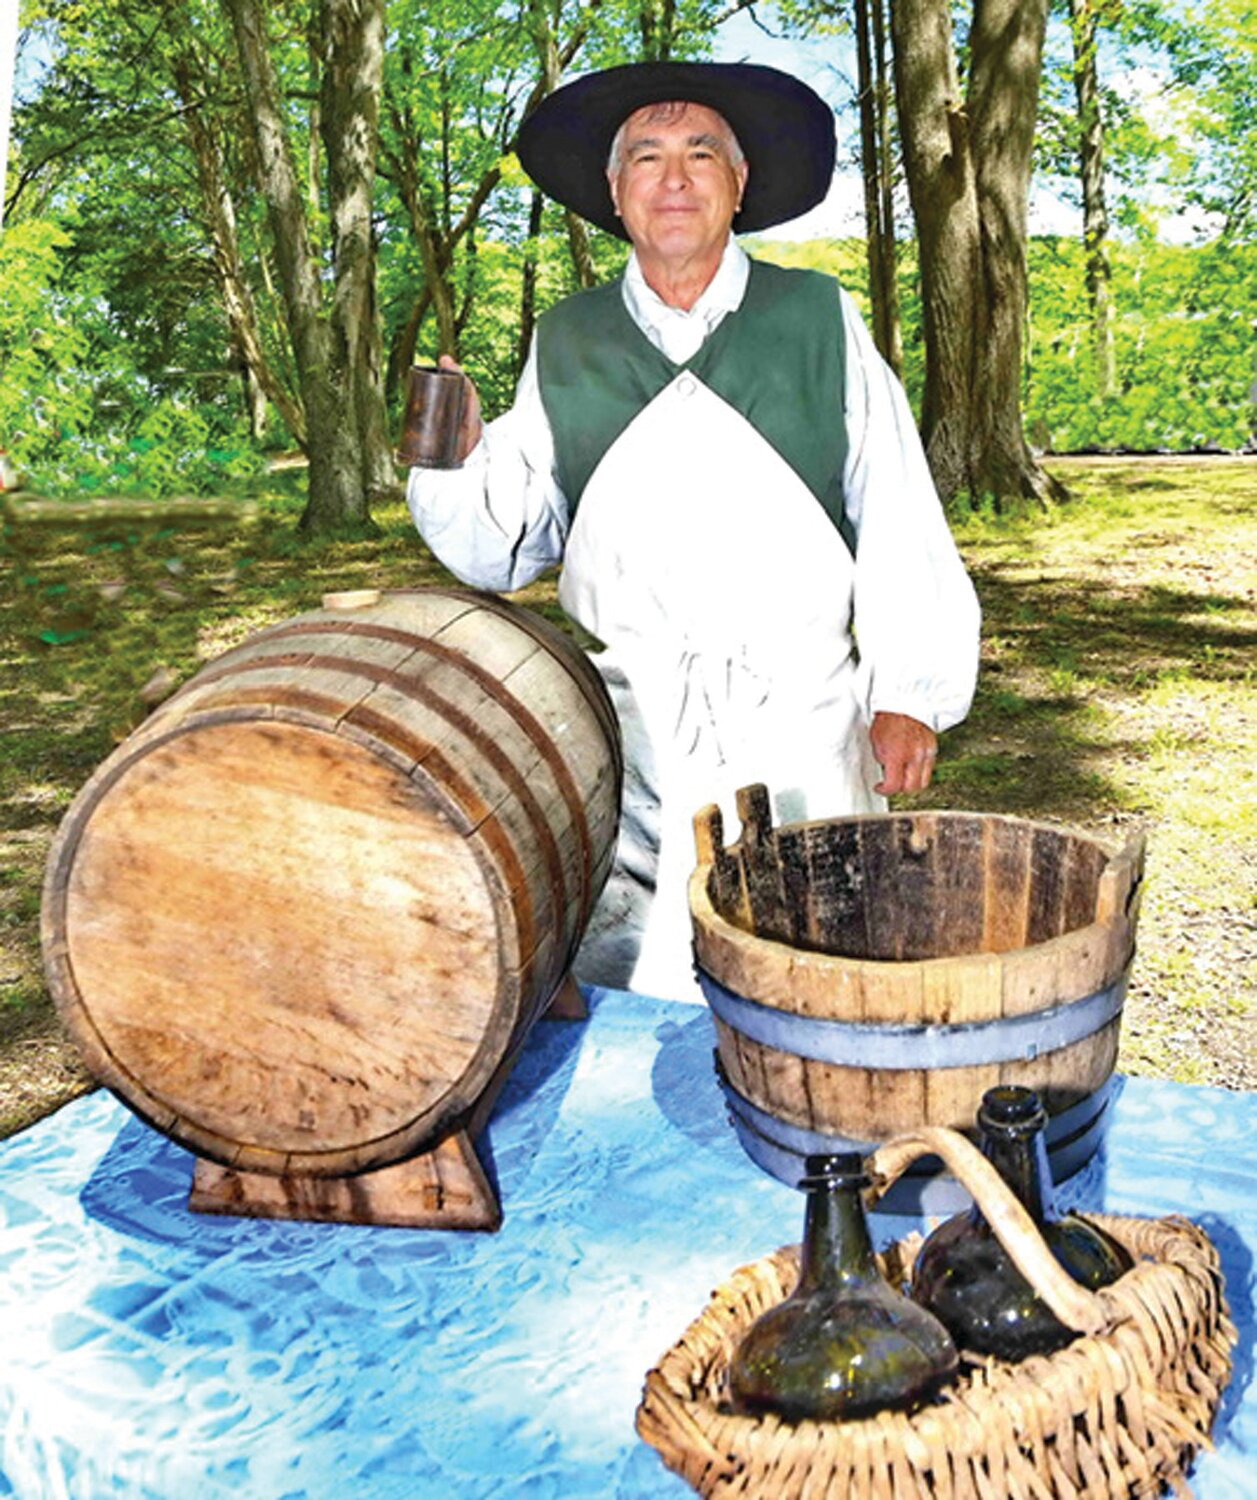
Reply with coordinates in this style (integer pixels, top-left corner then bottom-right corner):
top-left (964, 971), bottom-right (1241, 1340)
top-left (636, 1128), bottom-right (1236, 1499)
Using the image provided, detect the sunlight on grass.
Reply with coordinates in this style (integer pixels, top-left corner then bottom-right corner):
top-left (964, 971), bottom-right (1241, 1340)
top-left (196, 607), bottom-right (290, 662)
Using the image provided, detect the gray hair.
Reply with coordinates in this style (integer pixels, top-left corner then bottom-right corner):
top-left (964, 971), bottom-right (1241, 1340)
top-left (606, 101), bottom-right (745, 174)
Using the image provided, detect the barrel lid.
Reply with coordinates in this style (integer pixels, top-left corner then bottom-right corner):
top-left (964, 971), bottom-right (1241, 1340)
top-left (48, 716), bottom-right (510, 1175)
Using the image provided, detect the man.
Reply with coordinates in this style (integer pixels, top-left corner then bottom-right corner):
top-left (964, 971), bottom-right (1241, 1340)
top-left (408, 62), bottom-right (980, 1001)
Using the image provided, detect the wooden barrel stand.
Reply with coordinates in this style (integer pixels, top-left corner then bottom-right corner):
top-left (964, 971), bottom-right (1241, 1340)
top-left (187, 974), bottom-right (590, 1231)
top-left (690, 785), bottom-right (1145, 1212)
top-left (42, 588), bottom-right (621, 1230)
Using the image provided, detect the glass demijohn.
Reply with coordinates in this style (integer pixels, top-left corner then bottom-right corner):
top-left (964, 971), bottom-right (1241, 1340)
top-left (728, 1152), bottom-right (958, 1422)
top-left (910, 1086), bottom-right (1133, 1361)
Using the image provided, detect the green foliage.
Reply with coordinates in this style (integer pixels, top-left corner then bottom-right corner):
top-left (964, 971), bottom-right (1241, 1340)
top-left (1122, 0), bottom-right (1257, 242)
top-left (0, 217), bottom-right (261, 496)
top-left (1025, 236), bottom-right (1256, 451)
top-left (7, 0), bottom-right (1254, 504)
top-left (747, 233), bottom-right (1253, 454)
top-left (57, 398), bottom-right (262, 499)
top-left (0, 218), bottom-right (93, 460)
top-left (1039, 0), bottom-right (1257, 243)
top-left (6, 0), bottom-right (273, 495)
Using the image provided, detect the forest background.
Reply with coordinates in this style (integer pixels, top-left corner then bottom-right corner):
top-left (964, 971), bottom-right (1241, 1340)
top-left (0, 0), bottom-right (1254, 1129)
top-left (2, 0), bottom-right (1253, 514)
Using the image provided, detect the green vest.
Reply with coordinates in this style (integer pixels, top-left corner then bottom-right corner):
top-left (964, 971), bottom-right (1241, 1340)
top-left (535, 257), bottom-right (850, 539)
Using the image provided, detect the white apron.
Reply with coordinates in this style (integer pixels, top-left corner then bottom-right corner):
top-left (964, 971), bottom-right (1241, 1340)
top-left (560, 372), bottom-right (885, 1003)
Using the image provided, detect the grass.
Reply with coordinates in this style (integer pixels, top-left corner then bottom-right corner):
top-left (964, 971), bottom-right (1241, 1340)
top-left (1, 455), bottom-right (1254, 1135)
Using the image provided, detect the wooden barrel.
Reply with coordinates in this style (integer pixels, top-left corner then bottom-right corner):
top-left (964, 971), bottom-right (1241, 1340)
top-left (41, 588), bottom-right (621, 1180)
top-left (689, 785), bottom-right (1145, 1212)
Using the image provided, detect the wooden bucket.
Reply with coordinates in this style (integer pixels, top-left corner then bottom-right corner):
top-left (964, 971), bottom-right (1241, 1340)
top-left (689, 785), bottom-right (1145, 1213)
top-left (42, 587), bottom-right (621, 1228)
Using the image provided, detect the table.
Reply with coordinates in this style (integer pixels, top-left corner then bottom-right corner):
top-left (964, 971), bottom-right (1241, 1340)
top-left (1, 988), bottom-right (1253, 1498)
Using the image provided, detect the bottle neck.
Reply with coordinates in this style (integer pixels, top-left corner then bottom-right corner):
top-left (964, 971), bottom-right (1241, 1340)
top-left (979, 1122), bottom-right (1057, 1225)
top-left (798, 1179), bottom-right (880, 1290)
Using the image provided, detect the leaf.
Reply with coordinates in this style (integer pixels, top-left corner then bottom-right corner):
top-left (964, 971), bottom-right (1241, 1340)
top-left (38, 629), bottom-right (91, 646)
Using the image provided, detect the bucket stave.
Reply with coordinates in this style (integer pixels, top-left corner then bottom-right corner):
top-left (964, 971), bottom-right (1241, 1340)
top-left (689, 786), bottom-right (1144, 1211)
top-left (42, 588), bottom-right (621, 1183)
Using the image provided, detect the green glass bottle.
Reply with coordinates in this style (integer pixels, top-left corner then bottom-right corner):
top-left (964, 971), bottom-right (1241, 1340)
top-left (911, 1086), bottom-right (1133, 1362)
top-left (728, 1153), bottom-right (958, 1422)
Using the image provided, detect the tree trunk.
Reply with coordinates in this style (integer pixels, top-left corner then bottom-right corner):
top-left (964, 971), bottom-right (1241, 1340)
top-left (236, 339), bottom-right (270, 440)
top-left (395, 136), bottom-right (459, 355)
top-left (223, 0), bottom-right (386, 531)
top-left (640, 0), bottom-right (678, 61)
top-left (1069, 0), bottom-right (1117, 399)
top-left (518, 189), bottom-right (545, 375)
top-left (525, 0), bottom-right (597, 295)
top-left (565, 209), bottom-right (598, 290)
top-left (853, 0), bottom-right (903, 376)
top-left (871, 0), bottom-right (903, 377)
top-left (170, 42), bottom-right (308, 447)
top-left (321, 0), bottom-right (392, 500)
top-left (455, 228), bottom-right (479, 337)
top-left (891, 0), bottom-right (1066, 508)
top-left (388, 288), bottom-right (431, 399)
top-left (307, 24), bottom-right (322, 222)
top-left (854, 0), bottom-right (884, 322)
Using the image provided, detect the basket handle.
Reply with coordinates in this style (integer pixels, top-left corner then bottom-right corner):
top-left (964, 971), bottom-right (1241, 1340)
top-left (866, 1126), bottom-right (1112, 1337)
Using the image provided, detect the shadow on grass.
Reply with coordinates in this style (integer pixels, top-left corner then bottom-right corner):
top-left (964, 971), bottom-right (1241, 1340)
top-left (909, 713), bottom-right (1137, 821)
top-left (908, 564), bottom-right (1253, 821)
top-left (973, 567), bottom-right (1254, 687)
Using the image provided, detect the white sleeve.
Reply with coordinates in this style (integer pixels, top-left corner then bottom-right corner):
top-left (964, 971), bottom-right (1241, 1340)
top-left (840, 289), bottom-right (981, 733)
top-left (405, 340), bottom-right (570, 593)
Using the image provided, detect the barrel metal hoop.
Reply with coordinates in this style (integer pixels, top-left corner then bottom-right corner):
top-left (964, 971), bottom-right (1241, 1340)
top-left (437, 588), bottom-right (625, 784)
top-left (250, 615), bottom-right (600, 930)
top-left (192, 628), bottom-right (591, 932)
top-left (698, 966), bottom-right (1128, 1068)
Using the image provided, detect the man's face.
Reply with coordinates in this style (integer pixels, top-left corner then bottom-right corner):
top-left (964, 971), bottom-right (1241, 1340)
top-left (607, 102), bottom-right (749, 269)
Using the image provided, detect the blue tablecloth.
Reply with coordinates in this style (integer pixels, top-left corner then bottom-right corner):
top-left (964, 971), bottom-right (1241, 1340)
top-left (1, 988), bottom-right (1253, 1499)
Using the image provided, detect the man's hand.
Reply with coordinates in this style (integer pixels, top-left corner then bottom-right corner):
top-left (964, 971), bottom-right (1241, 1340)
top-left (870, 712), bottom-right (938, 795)
top-left (436, 354), bottom-right (484, 459)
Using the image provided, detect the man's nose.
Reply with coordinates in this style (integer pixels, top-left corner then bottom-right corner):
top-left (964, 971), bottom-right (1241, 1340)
top-left (661, 153), bottom-right (692, 191)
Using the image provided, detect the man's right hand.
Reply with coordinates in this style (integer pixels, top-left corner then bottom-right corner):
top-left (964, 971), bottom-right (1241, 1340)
top-left (870, 711), bottom-right (938, 795)
top-left (437, 354), bottom-right (484, 459)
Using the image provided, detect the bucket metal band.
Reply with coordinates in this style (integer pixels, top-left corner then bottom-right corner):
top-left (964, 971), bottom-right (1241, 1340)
top-left (698, 966), bottom-right (1128, 1069)
top-left (717, 1061), bottom-right (1115, 1166)
top-left (717, 1067), bottom-right (1118, 1209)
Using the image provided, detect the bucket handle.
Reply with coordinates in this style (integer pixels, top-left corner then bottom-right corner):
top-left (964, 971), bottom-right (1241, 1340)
top-left (1095, 829), bottom-right (1147, 925)
top-left (866, 1126), bottom-right (1112, 1337)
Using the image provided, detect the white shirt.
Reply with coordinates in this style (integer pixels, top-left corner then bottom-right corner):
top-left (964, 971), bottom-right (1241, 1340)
top-left (408, 238), bottom-right (978, 733)
top-left (407, 238), bottom-right (979, 999)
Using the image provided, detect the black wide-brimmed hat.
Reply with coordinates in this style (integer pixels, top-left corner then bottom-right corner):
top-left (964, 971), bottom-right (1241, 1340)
top-left (516, 62), bottom-right (835, 240)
